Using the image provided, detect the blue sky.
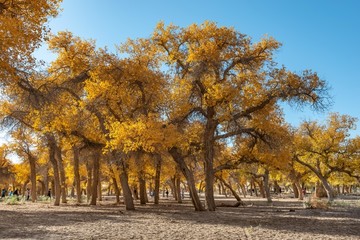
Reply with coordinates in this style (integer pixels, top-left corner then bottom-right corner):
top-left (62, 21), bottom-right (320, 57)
top-left (37, 0), bottom-right (360, 135)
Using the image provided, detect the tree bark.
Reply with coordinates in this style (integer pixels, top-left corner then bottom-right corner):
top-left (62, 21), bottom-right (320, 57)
top-left (317, 177), bottom-right (335, 201)
top-left (73, 147), bottom-right (82, 203)
top-left (169, 147), bottom-right (204, 211)
top-left (175, 176), bottom-right (182, 203)
top-left (55, 143), bottom-right (67, 203)
top-left (217, 176), bottom-right (244, 204)
top-left (47, 135), bottom-right (61, 206)
top-left (37, 179), bottom-right (45, 196)
top-left (29, 155), bottom-right (37, 202)
top-left (86, 161), bottom-right (92, 202)
top-left (203, 112), bottom-right (217, 211)
top-left (134, 152), bottom-right (146, 205)
top-left (118, 161), bottom-right (135, 210)
top-left (154, 154), bottom-right (161, 204)
top-left (90, 150), bottom-right (100, 205)
top-left (263, 169), bottom-right (272, 203)
top-left (112, 177), bottom-right (120, 204)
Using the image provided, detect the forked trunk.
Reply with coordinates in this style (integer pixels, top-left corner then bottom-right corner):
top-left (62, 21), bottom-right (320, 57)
top-left (47, 135), bottom-right (61, 206)
top-left (217, 176), bottom-right (244, 204)
top-left (318, 176), bottom-right (335, 202)
top-left (169, 147), bottom-right (204, 211)
top-left (55, 144), bottom-right (67, 203)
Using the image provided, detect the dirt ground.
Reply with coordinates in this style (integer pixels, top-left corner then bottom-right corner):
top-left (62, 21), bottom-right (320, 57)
top-left (0, 195), bottom-right (359, 240)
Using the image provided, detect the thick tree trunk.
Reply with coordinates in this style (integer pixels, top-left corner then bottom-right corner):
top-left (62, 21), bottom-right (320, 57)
top-left (295, 181), bottom-right (304, 200)
top-left (154, 154), bottom-right (161, 204)
top-left (204, 115), bottom-right (217, 211)
top-left (118, 164), bottom-right (135, 210)
top-left (169, 147), bottom-right (205, 211)
top-left (29, 155), bottom-right (37, 202)
top-left (90, 150), bottom-right (100, 205)
top-left (293, 183), bottom-right (299, 198)
top-left (47, 135), bottom-right (61, 206)
top-left (73, 147), bottom-right (82, 203)
top-left (317, 177), bottom-right (335, 201)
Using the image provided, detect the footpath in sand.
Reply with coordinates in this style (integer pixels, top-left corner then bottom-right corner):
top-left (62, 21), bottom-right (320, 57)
top-left (0, 196), bottom-right (359, 240)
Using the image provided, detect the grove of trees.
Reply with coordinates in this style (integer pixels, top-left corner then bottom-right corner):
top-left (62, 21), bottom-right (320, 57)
top-left (0, 0), bottom-right (359, 211)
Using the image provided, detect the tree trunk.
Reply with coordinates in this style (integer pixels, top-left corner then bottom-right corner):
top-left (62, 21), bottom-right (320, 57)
top-left (171, 176), bottom-right (177, 200)
top-left (154, 154), bottom-right (161, 204)
top-left (86, 161), bottom-right (92, 202)
top-left (97, 177), bottom-right (102, 201)
top-left (29, 155), bottom-right (37, 202)
top-left (44, 165), bottom-right (49, 196)
top-left (169, 147), bottom-right (204, 211)
top-left (295, 181), bottom-right (304, 200)
top-left (55, 144), bottom-right (67, 203)
top-left (112, 177), bottom-right (120, 204)
top-left (293, 183), bottom-right (299, 198)
top-left (47, 135), bottom-right (61, 206)
top-left (176, 176), bottom-right (182, 203)
top-left (134, 152), bottom-right (146, 205)
top-left (217, 176), bottom-right (244, 204)
top-left (204, 115), bottom-right (217, 211)
top-left (90, 150), bottom-right (100, 205)
top-left (37, 180), bottom-right (45, 196)
top-left (257, 180), bottom-right (265, 198)
top-left (318, 177), bottom-right (335, 201)
top-left (220, 181), bottom-right (227, 197)
top-left (263, 169), bottom-right (272, 203)
top-left (118, 163), bottom-right (135, 210)
top-left (239, 183), bottom-right (247, 198)
top-left (73, 147), bottom-right (82, 203)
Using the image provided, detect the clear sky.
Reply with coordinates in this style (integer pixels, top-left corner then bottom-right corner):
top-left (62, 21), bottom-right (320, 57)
top-left (36, 0), bottom-right (360, 135)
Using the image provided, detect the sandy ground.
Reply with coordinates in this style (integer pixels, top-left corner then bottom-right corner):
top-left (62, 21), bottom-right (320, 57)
top-left (0, 195), bottom-right (359, 240)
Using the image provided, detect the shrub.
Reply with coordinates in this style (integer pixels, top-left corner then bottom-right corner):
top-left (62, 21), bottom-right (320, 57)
top-left (303, 196), bottom-right (330, 209)
top-left (5, 196), bottom-right (25, 205)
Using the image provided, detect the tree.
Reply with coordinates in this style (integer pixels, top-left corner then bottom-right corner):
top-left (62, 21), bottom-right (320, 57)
top-left (0, 0), bottom-right (61, 92)
top-left (10, 127), bottom-right (39, 202)
top-left (294, 113), bottom-right (357, 201)
top-left (152, 21), bottom-right (329, 210)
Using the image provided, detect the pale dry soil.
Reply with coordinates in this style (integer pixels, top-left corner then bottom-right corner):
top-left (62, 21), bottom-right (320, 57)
top-left (0, 196), bottom-right (359, 240)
